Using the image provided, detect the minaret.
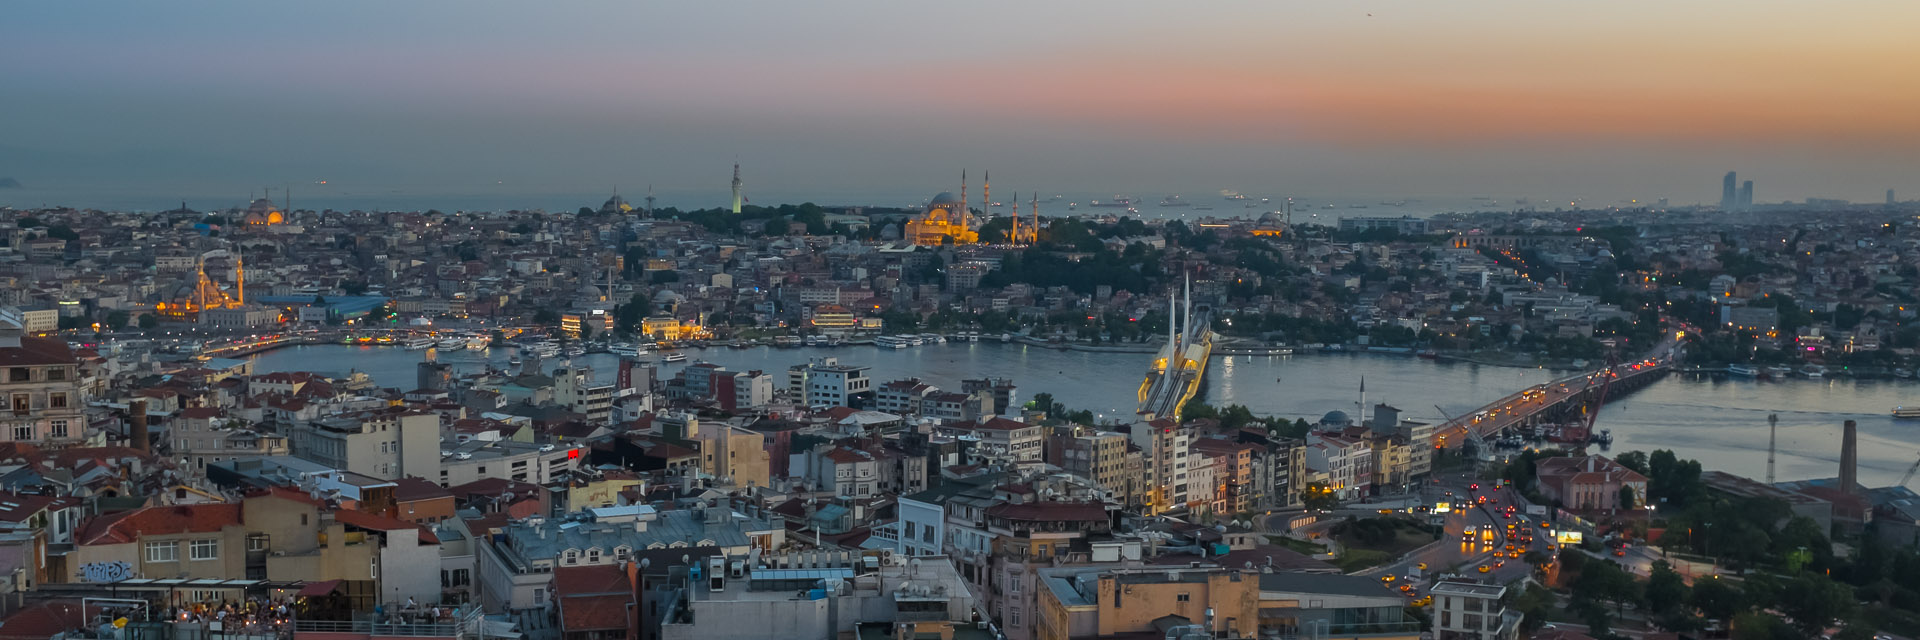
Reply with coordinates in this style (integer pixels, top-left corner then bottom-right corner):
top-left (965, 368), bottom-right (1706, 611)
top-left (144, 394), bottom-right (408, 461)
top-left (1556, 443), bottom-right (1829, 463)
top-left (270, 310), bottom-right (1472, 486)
top-left (981, 170), bottom-right (990, 230)
top-left (234, 250), bottom-right (245, 306)
top-left (644, 184), bottom-right (656, 216)
top-left (1010, 192), bottom-right (1019, 245)
top-left (959, 170), bottom-right (968, 226)
top-left (1030, 191), bottom-right (1040, 242)
top-left (730, 163), bottom-right (743, 214)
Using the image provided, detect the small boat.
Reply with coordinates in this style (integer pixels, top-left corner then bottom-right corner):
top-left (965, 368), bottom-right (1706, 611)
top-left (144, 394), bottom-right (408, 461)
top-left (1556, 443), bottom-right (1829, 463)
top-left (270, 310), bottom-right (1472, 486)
top-left (609, 343), bottom-right (640, 357)
top-left (1800, 364), bottom-right (1827, 379)
top-left (1417, 350), bottom-right (1439, 360)
top-left (1727, 364), bottom-right (1759, 378)
top-left (1159, 195), bottom-right (1191, 207)
top-left (565, 346), bottom-right (585, 357)
top-left (1590, 429), bottom-right (1614, 446)
top-left (1896, 369), bottom-right (1914, 380)
top-left (875, 335), bottom-right (911, 349)
top-left (436, 338), bottom-right (466, 352)
top-left (661, 352), bottom-right (687, 363)
top-left (465, 336), bottom-right (490, 350)
top-left (1766, 365), bottom-right (1794, 379)
top-left (775, 336), bottom-right (802, 348)
top-left (404, 337), bottom-right (435, 350)
top-left (1894, 406), bottom-right (1920, 419)
top-left (508, 356), bottom-right (522, 366)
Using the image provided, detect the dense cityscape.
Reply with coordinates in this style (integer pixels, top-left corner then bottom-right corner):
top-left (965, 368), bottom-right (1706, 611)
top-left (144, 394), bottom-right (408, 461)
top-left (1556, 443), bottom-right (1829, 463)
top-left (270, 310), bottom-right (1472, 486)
top-left (0, 172), bottom-right (1917, 640)
top-left (7, 3), bottom-right (1920, 640)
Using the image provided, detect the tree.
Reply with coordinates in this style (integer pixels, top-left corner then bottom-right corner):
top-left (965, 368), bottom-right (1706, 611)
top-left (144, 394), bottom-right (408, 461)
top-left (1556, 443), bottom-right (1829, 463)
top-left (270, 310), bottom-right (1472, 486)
top-left (1777, 575), bottom-right (1857, 637)
top-left (577, 325), bottom-right (593, 341)
top-left (1730, 612), bottom-right (1799, 640)
top-left (341, 280), bottom-right (369, 295)
top-left (1618, 485), bottom-right (1637, 510)
top-left (137, 314), bottom-right (159, 330)
top-left (532, 308), bottom-right (560, 324)
top-left (104, 310), bottom-right (130, 331)
top-left (1301, 482), bottom-right (1339, 510)
top-left (1688, 577), bottom-right (1747, 621)
top-left (1644, 560), bottom-right (1689, 617)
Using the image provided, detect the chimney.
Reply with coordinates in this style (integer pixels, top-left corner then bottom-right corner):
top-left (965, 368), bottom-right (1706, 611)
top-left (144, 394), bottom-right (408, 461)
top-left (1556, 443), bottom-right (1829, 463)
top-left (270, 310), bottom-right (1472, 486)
top-left (1840, 420), bottom-right (1858, 494)
top-left (129, 400), bottom-right (150, 453)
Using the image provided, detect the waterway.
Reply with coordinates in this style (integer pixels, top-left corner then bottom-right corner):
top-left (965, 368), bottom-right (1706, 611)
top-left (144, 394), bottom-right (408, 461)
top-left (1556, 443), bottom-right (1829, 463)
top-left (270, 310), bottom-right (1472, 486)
top-left (247, 343), bottom-right (1920, 489)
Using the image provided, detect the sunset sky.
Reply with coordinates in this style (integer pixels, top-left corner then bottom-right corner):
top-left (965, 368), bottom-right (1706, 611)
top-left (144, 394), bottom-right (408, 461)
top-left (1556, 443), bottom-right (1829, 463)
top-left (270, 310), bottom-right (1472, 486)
top-left (6, 1), bottom-right (1918, 209)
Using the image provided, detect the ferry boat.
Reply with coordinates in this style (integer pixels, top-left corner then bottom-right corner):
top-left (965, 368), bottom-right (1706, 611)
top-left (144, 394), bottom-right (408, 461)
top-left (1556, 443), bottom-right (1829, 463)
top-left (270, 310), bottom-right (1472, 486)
top-left (803, 335), bottom-right (824, 347)
top-left (404, 337), bottom-right (435, 350)
top-left (609, 343), bottom-right (641, 357)
top-left (522, 342), bottom-right (560, 358)
top-left (775, 336), bottom-right (802, 348)
top-left (1727, 364), bottom-right (1759, 377)
top-left (874, 335), bottom-right (911, 349)
top-left (919, 333), bottom-right (946, 344)
top-left (1800, 364), bottom-right (1827, 379)
top-left (565, 346), bottom-right (585, 358)
top-left (436, 338), bottom-right (467, 352)
top-left (661, 352), bottom-right (687, 363)
top-left (1895, 406), bottom-right (1920, 419)
top-left (1766, 365), bottom-right (1794, 379)
top-left (465, 336), bottom-right (490, 350)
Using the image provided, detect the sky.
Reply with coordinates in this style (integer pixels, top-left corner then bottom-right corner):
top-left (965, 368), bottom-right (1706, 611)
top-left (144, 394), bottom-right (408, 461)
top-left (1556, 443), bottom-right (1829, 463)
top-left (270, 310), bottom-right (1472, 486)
top-left (5, 1), bottom-right (1919, 211)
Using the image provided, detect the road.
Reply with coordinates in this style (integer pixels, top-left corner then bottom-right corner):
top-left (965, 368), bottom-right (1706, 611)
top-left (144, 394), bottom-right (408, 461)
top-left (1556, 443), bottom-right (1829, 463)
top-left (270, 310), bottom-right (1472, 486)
top-left (1432, 334), bottom-right (1687, 449)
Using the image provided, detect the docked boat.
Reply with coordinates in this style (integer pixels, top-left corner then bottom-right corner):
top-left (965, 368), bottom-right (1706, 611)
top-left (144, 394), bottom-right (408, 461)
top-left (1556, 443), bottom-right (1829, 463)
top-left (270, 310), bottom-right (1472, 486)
top-left (404, 337), bottom-right (435, 350)
top-left (875, 335), bottom-right (911, 349)
top-left (661, 352), bottom-right (688, 363)
top-left (775, 336), bottom-right (802, 348)
top-left (1766, 365), bottom-right (1794, 379)
top-left (1727, 364), bottom-right (1759, 377)
top-left (919, 333), bottom-right (946, 344)
top-left (523, 342), bottom-right (560, 358)
top-left (436, 338), bottom-right (466, 352)
top-left (565, 346), bottom-right (585, 358)
top-left (1590, 429), bottom-right (1615, 446)
top-left (1895, 406), bottom-right (1920, 419)
top-left (465, 336), bottom-right (490, 350)
top-left (1800, 364), bottom-right (1827, 379)
top-left (609, 343), bottom-right (640, 357)
top-left (803, 335), bottom-right (824, 347)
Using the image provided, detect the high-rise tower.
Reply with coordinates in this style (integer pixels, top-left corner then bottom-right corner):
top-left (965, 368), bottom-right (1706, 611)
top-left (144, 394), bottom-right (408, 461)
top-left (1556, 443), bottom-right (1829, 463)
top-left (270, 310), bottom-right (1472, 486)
top-left (1720, 171), bottom-right (1738, 210)
top-left (730, 163), bottom-right (743, 214)
top-left (1738, 180), bottom-right (1754, 211)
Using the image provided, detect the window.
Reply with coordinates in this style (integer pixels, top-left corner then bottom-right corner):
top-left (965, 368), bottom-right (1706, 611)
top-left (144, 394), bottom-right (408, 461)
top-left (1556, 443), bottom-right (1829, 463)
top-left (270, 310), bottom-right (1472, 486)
top-left (46, 368), bottom-right (66, 381)
top-left (1008, 608), bottom-right (1020, 627)
top-left (10, 395), bottom-right (26, 415)
top-left (247, 535), bottom-right (270, 552)
top-left (12, 424), bottom-right (32, 441)
top-left (1176, 593), bottom-right (1191, 602)
top-left (903, 522), bottom-right (916, 540)
top-left (49, 420), bottom-right (67, 439)
top-left (7, 369), bottom-right (25, 383)
top-left (49, 393), bottom-right (67, 409)
top-left (190, 539), bottom-right (219, 561)
top-left (146, 541), bottom-right (178, 563)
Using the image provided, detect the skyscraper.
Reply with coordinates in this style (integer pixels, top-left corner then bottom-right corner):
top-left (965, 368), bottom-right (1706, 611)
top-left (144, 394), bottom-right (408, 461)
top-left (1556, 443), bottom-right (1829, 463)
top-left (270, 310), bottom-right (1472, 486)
top-left (1738, 180), bottom-right (1754, 211)
top-left (730, 163), bottom-right (744, 214)
top-left (1890, 189), bottom-right (1898, 206)
top-left (1720, 171), bottom-right (1738, 210)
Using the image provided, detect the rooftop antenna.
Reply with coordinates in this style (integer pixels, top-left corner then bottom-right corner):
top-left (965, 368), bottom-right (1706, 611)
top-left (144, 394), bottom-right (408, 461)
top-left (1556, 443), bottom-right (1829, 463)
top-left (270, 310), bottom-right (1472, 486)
top-left (1766, 413), bottom-right (1779, 484)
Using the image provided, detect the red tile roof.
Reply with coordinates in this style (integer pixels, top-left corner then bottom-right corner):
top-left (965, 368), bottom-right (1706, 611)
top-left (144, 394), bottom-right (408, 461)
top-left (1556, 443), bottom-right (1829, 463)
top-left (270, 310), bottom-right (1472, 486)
top-left (0, 337), bottom-right (74, 367)
top-left (77, 504), bottom-right (242, 545)
top-left (0, 600), bottom-right (88, 640)
top-left (555, 565), bottom-right (632, 633)
top-left (392, 477), bottom-right (455, 503)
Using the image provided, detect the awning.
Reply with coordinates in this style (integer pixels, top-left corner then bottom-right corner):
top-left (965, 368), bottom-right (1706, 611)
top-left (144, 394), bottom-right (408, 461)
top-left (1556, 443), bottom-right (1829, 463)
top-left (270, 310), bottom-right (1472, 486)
top-left (296, 580), bottom-right (342, 597)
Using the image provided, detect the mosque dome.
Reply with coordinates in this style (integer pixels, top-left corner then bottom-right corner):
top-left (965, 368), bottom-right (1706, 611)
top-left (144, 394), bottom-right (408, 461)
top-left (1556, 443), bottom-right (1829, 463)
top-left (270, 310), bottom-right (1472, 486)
top-left (1319, 410), bottom-right (1351, 426)
top-left (929, 191), bottom-right (960, 206)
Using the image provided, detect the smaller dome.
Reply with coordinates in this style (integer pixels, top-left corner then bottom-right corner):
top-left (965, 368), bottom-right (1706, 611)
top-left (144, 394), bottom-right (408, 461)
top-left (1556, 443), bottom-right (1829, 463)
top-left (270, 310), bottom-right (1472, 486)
top-left (1318, 410), bottom-right (1351, 426)
top-left (928, 191), bottom-right (960, 205)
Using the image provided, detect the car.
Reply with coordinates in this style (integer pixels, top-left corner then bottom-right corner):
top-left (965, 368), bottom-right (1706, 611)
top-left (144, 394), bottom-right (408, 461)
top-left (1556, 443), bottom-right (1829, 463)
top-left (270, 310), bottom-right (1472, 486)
top-left (1381, 575), bottom-right (1395, 583)
top-left (1416, 563), bottom-right (1428, 571)
top-left (1470, 483), bottom-right (1479, 491)
top-left (1503, 512), bottom-right (1513, 519)
top-left (1477, 565), bottom-right (1492, 573)
top-left (1495, 560), bottom-right (1507, 568)
top-left (1613, 549), bottom-right (1626, 557)
top-left (1412, 596), bottom-right (1433, 607)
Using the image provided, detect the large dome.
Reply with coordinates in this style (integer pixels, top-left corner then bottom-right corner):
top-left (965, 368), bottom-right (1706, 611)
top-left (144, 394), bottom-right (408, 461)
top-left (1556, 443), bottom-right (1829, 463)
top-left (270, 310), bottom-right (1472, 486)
top-left (1318, 410), bottom-right (1351, 426)
top-left (928, 191), bottom-right (960, 206)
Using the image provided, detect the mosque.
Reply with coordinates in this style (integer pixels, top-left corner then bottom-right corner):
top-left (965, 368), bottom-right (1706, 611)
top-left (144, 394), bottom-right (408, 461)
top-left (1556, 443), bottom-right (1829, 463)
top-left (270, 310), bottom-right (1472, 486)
top-left (904, 171), bottom-right (988, 246)
top-left (241, 197), bottom-right (284, 226)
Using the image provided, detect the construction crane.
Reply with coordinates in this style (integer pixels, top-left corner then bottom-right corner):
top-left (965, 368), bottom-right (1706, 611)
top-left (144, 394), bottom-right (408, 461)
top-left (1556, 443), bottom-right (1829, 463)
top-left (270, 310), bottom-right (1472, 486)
top-left (1434, 404), bottom-right (1491, 460)
top-left (1901, 452), bottom-right (1920, 488)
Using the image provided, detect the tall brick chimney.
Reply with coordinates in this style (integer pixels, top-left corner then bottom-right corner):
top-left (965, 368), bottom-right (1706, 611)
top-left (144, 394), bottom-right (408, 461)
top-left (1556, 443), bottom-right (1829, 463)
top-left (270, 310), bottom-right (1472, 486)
top-left (1839, 419), bottom-right (1858, 494)
top-left (129, 399), bottom-right (150, 453)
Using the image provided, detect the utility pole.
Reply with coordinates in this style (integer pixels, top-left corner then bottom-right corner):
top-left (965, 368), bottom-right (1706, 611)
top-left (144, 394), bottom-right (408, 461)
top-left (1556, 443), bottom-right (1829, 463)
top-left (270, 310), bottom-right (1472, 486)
top-left (1766, 413), bottom-right (1779, 484)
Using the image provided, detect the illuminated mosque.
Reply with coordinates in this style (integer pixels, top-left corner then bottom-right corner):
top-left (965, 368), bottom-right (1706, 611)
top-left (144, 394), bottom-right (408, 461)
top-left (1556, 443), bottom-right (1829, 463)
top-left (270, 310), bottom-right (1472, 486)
top-left (242, 197), bottom-right (284, 226)
top-left (905, 170), bottom-right (980, 246)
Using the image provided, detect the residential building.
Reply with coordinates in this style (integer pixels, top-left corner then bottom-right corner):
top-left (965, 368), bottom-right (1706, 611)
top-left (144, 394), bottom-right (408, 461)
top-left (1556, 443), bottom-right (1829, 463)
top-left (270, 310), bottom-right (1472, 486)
top-left (656, 551), bottom-right (979, 640)
top-left (554, 365), bottom-right (615, 425)
top-left (438, 439), bottom-right (582, 487)
top-left (875, 378), bottom-right (939, 416)
top-left (287, 408), bottom-right (440, 481)
top-left (1430, 580), bottom-right (1523, 640)
top-left (1053, 428), bottom-right (1131, 503)
top-left (171, 407), bottom-right (290, 474)
top-left (1033, 566), bottom-right (1260, 640)
top-left (1253, 572), bottom-right (1427, 639)
top-left (687, 422), bottom-right (770, 490)
top-left (475, 505), bottom-right (782, 610)
top-left (1128, 419), bottom-right (1190, 514)
top-left (786, 357), bottom-right (871, 408)
top-left (949, 417), bottom-right (1043, 463)
top-left (0, 310), bottom-right (85, 446)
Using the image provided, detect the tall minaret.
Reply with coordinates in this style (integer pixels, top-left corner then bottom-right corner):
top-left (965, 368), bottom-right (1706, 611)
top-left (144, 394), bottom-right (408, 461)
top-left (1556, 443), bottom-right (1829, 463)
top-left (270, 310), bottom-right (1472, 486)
top-left (956, 169), bottom-right (967, 226)
top-left (1030, 191), bottom-right (1040, 242)
top-left (1010, 192), bottom-right (1020, 245)
top-left (234, 249), bottom-right (245, 306)
top-left (730, 163), bottom-right (743, 214)
top-left (982, 170), bottom-right (991, 230)
top-left (644, 184), bottom-right (656, 217)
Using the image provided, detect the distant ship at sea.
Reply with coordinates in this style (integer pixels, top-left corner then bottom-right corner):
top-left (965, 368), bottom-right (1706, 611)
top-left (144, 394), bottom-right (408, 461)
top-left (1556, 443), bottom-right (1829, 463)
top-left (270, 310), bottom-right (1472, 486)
top-left (1089, 196), bottom-right (1136, 208)
top-left (1159, 195), bottom-right (1191, 207)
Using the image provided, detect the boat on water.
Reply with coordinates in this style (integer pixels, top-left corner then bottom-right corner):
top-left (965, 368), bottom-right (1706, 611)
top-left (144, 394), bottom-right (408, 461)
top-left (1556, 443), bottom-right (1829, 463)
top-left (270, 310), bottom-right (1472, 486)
top-left (1800, 364), bottom-right (1827, 379)
top-left (661, 352), bottom-right (687, 363)
top-left (522, 342), bottom-right (560, 358)
top-left (404, 337), bottom-right (435, 350)
top-left (1590, 429), bottom-right (1614, 446)
top-left (919, 333), bottom-right (945, 344)
top-left (1088, 196), bottom-right (1136, 208)
top-left (609, 343), bottom-right (640, 357)
top-left (1766, 365), bottom-right (1794, 379)
top-left (565, 346), bottom-right (585, 357)
top-left (1417, 349), bottom-right (1439, 360)
top-left (1727, 364), bottom-right (1760, 377)
top-left (874, 335), bottom-right (911, 349)
top-left (1159, 195), bottom-right (1191, 207)
top-left (803, 335), bottom-right (824, 347)
top-left (774, 336), bottom-right (802, 348)
top-left (465, 336), bottom-right (490, 350)
top-left (1895, 406), bottom-right (1920, 419)
top-left (436, 338), bottom-right (466, 352)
